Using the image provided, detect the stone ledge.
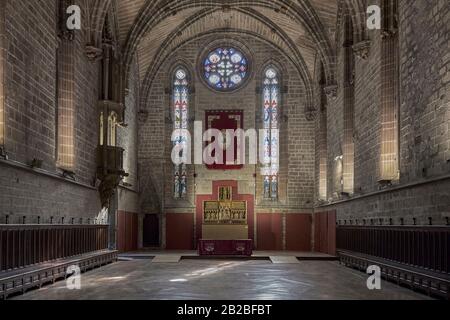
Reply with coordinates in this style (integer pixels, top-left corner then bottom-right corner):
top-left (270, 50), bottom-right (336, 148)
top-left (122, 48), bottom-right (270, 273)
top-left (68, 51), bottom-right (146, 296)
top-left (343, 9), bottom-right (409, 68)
top-left (318, 174), bottom-right (450, 208)
top-left (0, 158), bottom-right (96, 191)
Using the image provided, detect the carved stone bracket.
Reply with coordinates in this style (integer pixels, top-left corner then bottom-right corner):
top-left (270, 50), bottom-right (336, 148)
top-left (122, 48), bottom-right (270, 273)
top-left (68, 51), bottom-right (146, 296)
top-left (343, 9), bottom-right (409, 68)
top-left (85, 45), bottom-right (103, 61)
top-left (58, 30), bottom-right (74, 42)
top-left (381, 28), bottom-right (398, 40)
top-left (96, 146), bottom-right (128, 209)
top-left (138, 110), bottom-right (149, 123)
top-left (323, 84), bottom-right (338, 102)
top-left (98, 174), bottom-right (122, 208)
top-left (353, 40), bottom-right (371, 60)
top-left (305, 109), bottom-right (316, 121)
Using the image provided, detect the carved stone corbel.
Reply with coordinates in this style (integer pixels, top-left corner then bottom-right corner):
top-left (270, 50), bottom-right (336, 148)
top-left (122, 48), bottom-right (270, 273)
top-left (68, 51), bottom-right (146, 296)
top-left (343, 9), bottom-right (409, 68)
top-left (305, 110), bottom-right (316, 121)
top-left (85, 45), bottom-right (103, 61)
top-left (324, 84), bottom-right (338, 103)
top-left (138, 110), bottom-right (149, 123)
top-left (381, 28), bottom-right (397, 40)
top-left (58, 30), bottom-right (74, 42)
top-left (353, 40), bottom-right (371, 60)
top-left (305, 102), bottom-right (317, 121)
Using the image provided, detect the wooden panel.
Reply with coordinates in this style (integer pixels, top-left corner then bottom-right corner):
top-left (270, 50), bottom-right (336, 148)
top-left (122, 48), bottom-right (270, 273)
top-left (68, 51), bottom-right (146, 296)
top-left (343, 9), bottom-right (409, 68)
top-left (256, 213), bottom-right (282, 250)
top-left (286, 214), bottom-right (312, 251)
top-left (166, 213), bottom-right (194, 250)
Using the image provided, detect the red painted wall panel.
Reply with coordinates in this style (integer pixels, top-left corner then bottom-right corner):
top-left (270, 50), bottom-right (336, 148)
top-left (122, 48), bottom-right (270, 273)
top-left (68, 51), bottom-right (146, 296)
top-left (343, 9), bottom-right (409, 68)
top-left (256, 213), bottom-right (282, 250)
top-left (286, 214), bottom-right (312, 251)
top-left (327, 211), bottom-right (336, 255)
top-left (314, 211), bottom-right (336, 255)
top-left (117, 211), bottom-right (138, 252)
top-left (166, 213), bottom-right (194, 250)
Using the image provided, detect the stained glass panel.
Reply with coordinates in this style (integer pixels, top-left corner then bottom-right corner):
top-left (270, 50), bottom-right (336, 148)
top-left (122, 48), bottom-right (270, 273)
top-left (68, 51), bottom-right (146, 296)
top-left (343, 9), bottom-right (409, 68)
top-left (262, 67), bottom-right (279, 199)
top-left (203, 47), bottom-right (248, 91)
top-left (173, 67), bottom-right (189, 199)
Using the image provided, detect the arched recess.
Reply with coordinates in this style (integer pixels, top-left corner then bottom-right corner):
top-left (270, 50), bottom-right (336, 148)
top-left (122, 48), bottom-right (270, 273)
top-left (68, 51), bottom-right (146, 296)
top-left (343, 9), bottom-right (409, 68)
top-left (140, 29), bottom-right (314, 121)
top-left (122, 0), bottom-right (336, 91)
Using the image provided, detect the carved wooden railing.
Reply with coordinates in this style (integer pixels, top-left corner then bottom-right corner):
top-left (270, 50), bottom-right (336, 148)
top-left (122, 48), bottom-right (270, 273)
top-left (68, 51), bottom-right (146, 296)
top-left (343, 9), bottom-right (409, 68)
top-left (336, 225), bottom-right (450, 274)
top-left (0, 225), bottom-right (108, 272)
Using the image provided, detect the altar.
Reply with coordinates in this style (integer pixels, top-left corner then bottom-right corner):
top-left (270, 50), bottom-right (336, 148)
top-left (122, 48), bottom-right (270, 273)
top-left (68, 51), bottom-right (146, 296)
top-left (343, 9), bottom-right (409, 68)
top-left (198, 239), bottom-right (253, 256)
top-left (196, 182), bottom-right (254, 256)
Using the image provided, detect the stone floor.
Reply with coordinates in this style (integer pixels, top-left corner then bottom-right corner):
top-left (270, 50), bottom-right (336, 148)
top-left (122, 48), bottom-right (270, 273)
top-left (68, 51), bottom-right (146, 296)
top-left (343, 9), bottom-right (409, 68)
top-left (14, 259), bottom-right (430, 300)
top-left (120, 250), bottom-right (336, 259)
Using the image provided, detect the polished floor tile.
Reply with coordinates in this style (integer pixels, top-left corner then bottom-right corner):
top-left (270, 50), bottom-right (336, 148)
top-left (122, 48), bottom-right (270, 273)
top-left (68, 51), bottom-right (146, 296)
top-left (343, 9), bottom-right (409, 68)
top-left (13, 260), bottom-right (431, 300)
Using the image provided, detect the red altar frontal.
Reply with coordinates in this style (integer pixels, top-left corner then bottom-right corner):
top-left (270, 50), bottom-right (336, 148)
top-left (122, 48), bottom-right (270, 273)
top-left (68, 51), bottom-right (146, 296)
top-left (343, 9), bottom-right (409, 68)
top-left (198, 239), bottom-right (253, 256)
top-left (196, 181), bottom-right (254, 256)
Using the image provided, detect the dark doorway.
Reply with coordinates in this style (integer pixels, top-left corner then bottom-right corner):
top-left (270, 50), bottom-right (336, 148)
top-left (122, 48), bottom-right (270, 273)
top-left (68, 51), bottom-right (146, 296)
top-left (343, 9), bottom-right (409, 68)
top-left (143, 214), bottom-right (160, 247)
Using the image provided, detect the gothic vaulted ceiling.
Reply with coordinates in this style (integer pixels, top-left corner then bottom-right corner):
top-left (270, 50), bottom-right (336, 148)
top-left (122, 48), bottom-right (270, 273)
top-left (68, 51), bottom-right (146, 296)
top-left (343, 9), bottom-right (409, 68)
top-left (90, 0), bottom-right (363, 112)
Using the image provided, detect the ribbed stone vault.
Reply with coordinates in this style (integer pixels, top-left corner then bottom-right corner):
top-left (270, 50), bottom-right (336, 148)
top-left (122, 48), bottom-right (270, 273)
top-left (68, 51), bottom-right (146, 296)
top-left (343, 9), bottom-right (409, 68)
top-left (89, 0), bottom-right (365, 117)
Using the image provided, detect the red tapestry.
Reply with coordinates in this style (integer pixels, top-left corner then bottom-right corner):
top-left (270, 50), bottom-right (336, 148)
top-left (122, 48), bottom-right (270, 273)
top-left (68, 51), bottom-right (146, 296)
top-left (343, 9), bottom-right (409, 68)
top-left (205, 110), bottom-right (244, 170)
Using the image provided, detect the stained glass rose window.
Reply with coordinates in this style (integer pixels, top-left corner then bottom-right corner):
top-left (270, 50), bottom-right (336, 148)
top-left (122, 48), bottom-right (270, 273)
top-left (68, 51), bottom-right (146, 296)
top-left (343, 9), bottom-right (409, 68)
top-left (203, 47), bottom-right (249, 91)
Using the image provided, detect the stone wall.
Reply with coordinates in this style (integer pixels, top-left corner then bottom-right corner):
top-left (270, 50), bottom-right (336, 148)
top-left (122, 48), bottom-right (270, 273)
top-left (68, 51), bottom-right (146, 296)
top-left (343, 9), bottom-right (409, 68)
top-left (140, 34), bottom-right (316, 217)
top-left (0, 0), bottom-right (139, 223)
top-left (316, 0), bottom-right (450, 225)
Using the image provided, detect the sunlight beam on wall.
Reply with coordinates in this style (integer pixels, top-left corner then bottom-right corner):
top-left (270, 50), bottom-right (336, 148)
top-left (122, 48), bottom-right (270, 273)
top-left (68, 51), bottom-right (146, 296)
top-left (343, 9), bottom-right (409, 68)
top-left (56, 39), bottom-right (75, 170)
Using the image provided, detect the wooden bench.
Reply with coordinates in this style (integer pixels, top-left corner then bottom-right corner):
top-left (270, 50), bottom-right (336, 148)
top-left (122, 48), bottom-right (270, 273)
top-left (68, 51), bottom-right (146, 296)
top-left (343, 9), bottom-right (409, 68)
top-left (0, 249), bottom-right (118, 299)
top-left (338, 250), bottom-right (450, 300)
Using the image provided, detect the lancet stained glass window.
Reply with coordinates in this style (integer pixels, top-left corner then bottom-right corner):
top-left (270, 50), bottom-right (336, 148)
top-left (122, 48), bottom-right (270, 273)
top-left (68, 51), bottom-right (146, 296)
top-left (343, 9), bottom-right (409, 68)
top-left (262, 67), bottom-right (279, 199)
top-left (173, 68), bottom-right (189, 199)
top-left (203, 47), bottom-right (248, 91)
